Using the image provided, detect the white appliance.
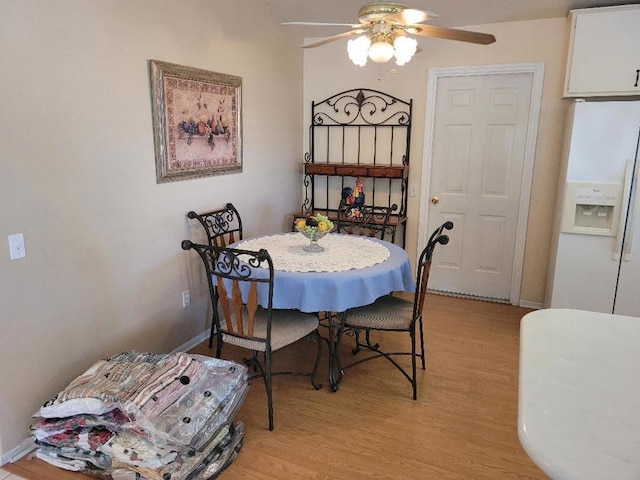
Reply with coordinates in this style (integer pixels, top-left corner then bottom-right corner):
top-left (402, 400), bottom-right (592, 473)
top-left (548, 100), bottom-right (640, 316)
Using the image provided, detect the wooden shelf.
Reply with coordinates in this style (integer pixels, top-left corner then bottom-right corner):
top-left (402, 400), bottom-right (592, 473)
top-left (304, 163), bottom-right (408, 179)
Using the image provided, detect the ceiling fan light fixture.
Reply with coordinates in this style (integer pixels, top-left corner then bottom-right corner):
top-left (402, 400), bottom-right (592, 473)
top-left (393, 36), bottom-right (417, 66)
top-left (286, 3), bottom-right (496, 63)
top-left (399, 8), bottom-right (427, 24)
top-left (347, 35), bottom-right (371, 66)
top-left (368, 40), bottom-right (395, 63)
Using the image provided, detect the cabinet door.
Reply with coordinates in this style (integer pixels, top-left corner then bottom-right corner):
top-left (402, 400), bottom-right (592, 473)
top-left (565, 5), bottom-right (640, 97)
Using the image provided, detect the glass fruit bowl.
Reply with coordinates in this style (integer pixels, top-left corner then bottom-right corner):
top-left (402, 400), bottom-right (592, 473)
top-left (295, 214), bottom-right (334, 252)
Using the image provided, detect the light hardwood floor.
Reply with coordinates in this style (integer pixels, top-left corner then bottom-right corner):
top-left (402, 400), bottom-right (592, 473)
top-left (4, 294), bottom-right (547, 479)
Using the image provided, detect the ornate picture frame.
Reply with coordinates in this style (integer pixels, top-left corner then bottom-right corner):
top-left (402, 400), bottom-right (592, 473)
top-left (149, 60), bottom-right (242, 183)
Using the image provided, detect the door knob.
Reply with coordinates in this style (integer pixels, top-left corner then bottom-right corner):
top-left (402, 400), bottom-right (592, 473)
top-left (431, 195), bottom-right (439, 205)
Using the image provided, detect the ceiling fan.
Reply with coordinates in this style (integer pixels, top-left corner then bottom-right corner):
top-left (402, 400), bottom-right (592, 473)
top-left (282, 2), bottom-right (496, 66)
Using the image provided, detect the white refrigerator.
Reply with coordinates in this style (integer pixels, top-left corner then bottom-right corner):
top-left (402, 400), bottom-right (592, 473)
top-left (548, 100), bottom-right (640, 316)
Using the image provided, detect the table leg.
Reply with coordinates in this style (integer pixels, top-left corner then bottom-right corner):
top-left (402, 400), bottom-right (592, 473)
top-left (327, 312), bottom-right (345, 391)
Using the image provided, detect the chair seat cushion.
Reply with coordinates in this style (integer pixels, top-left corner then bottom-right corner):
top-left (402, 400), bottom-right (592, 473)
top-left (222, 308), bottom-right (319, 352)
top-left (345, 295), bottom-right (414, 330)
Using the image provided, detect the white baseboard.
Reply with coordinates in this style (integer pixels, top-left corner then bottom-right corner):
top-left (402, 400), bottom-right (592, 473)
top-left (519, 300), bottom-right (544, 309)
top-left (171, 330), bottom-right (209, 354)
top-left (1, 331), bottom-right (210, 467)
top-left (1, 437), bottom-right (36, 466)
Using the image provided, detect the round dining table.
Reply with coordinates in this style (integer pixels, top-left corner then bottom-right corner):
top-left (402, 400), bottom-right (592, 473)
top-left (231, 232), bottom-right (416, 390)
top-left (234, 232), bottom-right (415, 312)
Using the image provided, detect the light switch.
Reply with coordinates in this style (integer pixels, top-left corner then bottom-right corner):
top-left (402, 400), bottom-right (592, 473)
top-left (8, 233), bottom-right (26, 260)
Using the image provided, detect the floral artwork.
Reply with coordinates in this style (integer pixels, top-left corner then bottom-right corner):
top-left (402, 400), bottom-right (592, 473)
top-left (150, 60), bottom-right (242, 183)
top-left (169, 81), bottom-right (235, 166)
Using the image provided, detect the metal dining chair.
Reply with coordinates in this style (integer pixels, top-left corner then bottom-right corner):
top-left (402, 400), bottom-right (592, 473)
top-left (336, 202), bottom-right (398, 241)
top-left (331, 202), bottom-right (399, 349)
top-left (338, 221), bottom-right (454, 399)
top-left (187, 203), bottom-right (243, 248)
top-left (181, 240), bottom-right (323, 431)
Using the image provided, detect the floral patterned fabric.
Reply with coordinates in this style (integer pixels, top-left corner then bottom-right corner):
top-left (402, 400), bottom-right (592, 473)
top-left (31, 352), bottom-right (248, 480)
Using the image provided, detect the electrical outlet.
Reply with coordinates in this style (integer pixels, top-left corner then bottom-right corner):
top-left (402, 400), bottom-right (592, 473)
top-left (182, 290), bottom-right (190, 308)
top-left (8, 233), bottom-right (26, 260)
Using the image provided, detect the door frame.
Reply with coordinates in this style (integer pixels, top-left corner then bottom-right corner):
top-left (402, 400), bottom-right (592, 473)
top-left (417, 62), bottom-right (545, 306)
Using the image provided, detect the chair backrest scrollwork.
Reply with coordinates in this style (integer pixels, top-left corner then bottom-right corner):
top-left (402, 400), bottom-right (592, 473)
top-left (187, 203), bottom-right (243, 248)
top-left (182, 241), bottom-right (273, 344)
top-left (336, 202), bottom-right (398, 240)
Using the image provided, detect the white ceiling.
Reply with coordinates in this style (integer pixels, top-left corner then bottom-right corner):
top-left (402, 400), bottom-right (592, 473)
top-left (269, 0), bottom-right (637, 32)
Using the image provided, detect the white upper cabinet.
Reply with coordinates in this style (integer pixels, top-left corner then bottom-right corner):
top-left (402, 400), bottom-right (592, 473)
top-left (564, 5), bottom-right (640, 98)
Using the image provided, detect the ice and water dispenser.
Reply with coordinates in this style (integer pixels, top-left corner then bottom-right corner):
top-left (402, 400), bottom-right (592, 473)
top-left (561, 182), bottom-right (622, 236)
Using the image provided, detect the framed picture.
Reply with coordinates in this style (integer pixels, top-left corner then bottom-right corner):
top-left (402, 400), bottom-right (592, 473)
top-left (149, 60), bottom-right (242, 183)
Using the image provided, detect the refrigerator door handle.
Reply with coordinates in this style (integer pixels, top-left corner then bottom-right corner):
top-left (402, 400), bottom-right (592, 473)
top-left (614, 159), bottom-right (634, 261)
top-left (623, 158), bottom-right (640, 261)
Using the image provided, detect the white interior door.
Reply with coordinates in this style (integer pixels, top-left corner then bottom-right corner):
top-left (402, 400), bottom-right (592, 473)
top-left (420, 65), bottom-right (543, 303)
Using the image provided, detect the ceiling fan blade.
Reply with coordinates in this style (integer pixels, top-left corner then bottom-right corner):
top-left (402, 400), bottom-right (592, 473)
top-left (384, 8), bottom-right (439, 24)
top-left (406, 25), bottom-right (496, 45)
top-left (301, 29), bottom-right (368, 49)
top-left (281, 21), bottom-right (360, 27)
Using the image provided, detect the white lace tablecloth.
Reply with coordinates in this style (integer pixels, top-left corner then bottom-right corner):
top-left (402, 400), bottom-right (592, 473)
top-left (236, 233), bottom-right (390, 272)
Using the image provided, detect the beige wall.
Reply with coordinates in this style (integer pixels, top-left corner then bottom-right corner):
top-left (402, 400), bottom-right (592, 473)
top-left (0, 0), bottom-right (304, 457)
top-left (0, 5), bottom-right (575, 457)
top-left (303, 17), bottom-right (572, 306)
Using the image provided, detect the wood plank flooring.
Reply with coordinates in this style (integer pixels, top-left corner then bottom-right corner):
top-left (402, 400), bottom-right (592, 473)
top-left (4, 294), bottom-right (547, 479)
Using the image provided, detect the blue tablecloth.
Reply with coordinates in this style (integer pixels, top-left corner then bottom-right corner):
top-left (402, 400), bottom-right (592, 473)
top-left (230, 234), bottom-right (415, 313)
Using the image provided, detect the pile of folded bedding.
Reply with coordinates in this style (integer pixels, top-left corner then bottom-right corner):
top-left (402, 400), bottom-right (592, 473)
top-left (31, 351), bottom-right (249, 479)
